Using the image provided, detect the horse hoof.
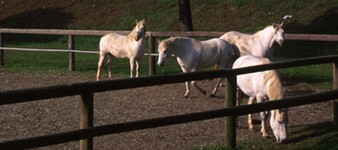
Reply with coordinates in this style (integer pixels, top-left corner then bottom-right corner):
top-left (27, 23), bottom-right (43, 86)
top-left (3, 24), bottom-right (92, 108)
top-left (249, 127), bottom-right (255, 132)
top-left (209, 94), bottom-right (215, 97)
top-left (262, 133), bottom-right (269, 138)
top-left (202, 90), bottom-right (207, 95)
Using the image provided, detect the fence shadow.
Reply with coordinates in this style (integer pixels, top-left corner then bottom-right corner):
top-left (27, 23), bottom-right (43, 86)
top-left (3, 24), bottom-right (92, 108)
top-left (286, 121), bottom-right (338, 149)
top-left (285, 7), bottom-right (338, 34)
top-left (0, 7), bottom-right (73, 43)
top-left (0, 7), bottom-right (73, 29)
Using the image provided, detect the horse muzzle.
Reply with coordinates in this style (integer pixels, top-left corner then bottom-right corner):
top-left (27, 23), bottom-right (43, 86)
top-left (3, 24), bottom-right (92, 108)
top-left (157, 61), bottom-right (165, 67)
top-left (276, 137), bottom-right (287, 144)
top-left (277, 40), bottom-right (284, 46)
top-left (135, 32), bottom-right (144, 41)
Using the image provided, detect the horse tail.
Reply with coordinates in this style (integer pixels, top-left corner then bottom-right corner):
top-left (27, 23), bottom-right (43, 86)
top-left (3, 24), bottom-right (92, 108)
top-left (226, 44), bottom-right (240, 68)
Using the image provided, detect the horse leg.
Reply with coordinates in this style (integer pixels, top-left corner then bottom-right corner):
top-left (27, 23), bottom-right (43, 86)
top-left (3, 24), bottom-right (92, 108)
top-left (247, 97), bottom-right (255, 131)
top-left (181, 67), bottom-right (193, 97)
top-left (184, 81), bottom-right (191, 98)
top-left (96, 53), bottom-right (106, 81)
top-left (210, 77), bottom-right (223, 97)
top-left (237, 87), bottom-right (245, 106)
top-left (129, 58), bottom-right (136, 78)
top-left (191, 81), bottom-right (207, 95)
top-left (107, 55), bottom-right (113, 80)
top-left (135, 60), bottom-right (140, 77)
top-left (257, 96), bottom-right (268, 138)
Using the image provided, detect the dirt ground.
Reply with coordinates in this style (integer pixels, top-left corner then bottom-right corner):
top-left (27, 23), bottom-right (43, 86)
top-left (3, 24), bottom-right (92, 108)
top-left (0, 71), bottom-right (334, 150)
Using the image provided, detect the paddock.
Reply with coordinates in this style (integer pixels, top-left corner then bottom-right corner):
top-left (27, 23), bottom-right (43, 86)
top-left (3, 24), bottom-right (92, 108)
top-left (0, 71), bottom-right (335, 149)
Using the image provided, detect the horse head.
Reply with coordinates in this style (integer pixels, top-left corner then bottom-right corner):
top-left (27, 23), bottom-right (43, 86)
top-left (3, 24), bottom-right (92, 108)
top-left (270, 108), bottom-right (288, 143)
top-left (157, 38), bottom-right (173, 67)
top-left (134, 19), bottom-right (146, 41)
top-left (272, 23), bottom-right (284, 46)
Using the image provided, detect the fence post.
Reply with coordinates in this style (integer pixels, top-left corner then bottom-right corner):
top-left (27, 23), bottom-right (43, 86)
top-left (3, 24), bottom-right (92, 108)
top-left (224, 75), bottom-right (237, 148)
top-left (68, 34), bottom-right (75, 71)
top-left (80, 93), bottom-right (94, 150)
top-left (333, 62), bottom-right (338, 126)
top-left (148, 35), bottom-right (156, 75)
top-left (0, 32), bottom-right (3, 67)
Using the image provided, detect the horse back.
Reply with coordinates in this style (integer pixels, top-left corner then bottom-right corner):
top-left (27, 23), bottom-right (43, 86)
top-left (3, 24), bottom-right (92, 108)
top-left (197, 38), bottom-right (234, 67)
top-left (220, 31), bottom-right (254, 56)
top-left (233, 55), bottom-right (274, 97)
top-left (100, 32), bottom-right (144, 58)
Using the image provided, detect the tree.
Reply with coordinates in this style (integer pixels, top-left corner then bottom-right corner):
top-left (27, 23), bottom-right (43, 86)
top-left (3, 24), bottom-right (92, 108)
top-left (178, 0), bottom-right (193, 31)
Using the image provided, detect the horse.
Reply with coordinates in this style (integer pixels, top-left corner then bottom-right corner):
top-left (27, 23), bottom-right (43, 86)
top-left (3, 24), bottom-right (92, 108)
top-left (96, 19), bottom-right (146, 81)
top-left (232, 55), bottom-right (288, 143)
top-left (220, 23), bottom-right (284, 59)
top-left (157, 36), bottom-right (236, 98)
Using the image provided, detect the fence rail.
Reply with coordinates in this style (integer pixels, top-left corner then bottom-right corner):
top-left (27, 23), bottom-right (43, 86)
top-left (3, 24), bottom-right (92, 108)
top-left (1, 28), bottom-right (338, 72)
top-left (1, 89), bottom-right (337, 149)
top-left (2, 28), bottom-right (338, 41)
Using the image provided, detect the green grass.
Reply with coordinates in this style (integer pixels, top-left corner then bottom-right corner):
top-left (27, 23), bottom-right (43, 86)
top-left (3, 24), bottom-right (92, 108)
top-left (194, 122), bottom-right (338, 150)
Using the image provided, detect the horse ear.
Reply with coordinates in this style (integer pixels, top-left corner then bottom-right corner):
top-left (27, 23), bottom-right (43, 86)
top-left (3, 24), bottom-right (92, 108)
top-left (142, 18), bottom-right (146, 23)
top-left (157, 39), bottom-right (161, 43)
top-left (280, 21), bottom-right (284, 27)
top-left (272, 23), bottom-right (277, 28)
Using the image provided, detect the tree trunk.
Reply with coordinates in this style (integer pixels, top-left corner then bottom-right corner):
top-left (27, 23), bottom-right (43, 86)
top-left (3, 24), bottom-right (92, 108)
top-left (178, 0), bottom-right (193, 31)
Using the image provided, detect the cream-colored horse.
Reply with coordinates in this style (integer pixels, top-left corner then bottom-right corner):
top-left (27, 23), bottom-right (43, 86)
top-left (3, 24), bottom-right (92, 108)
top-left (96, 19), bottom-right (146, 81)
top-left (233, 55), bottom-right (288, 143)
top-left (220, 23), bottom-right (284, 59)
top-left (157, 37), bottom-right (236, 97)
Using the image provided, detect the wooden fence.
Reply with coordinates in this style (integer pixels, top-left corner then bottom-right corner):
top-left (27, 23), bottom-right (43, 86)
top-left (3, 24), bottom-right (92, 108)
top-left (1, 28), bottom-right (338, 74)
top-left (0, 28), bottom-right (338, 149)
top-left (0, 54), bottom-right (337, 149)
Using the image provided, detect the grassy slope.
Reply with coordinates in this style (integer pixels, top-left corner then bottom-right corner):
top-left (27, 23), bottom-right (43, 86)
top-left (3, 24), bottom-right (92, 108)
top-left (2, 0), bottom-right (337, 87)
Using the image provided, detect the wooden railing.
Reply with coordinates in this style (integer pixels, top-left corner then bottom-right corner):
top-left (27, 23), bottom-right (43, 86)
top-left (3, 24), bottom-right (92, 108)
top-left (1, 28), bottom-right (338, 73)
top-left (0, 54), bottom-right (337, 149)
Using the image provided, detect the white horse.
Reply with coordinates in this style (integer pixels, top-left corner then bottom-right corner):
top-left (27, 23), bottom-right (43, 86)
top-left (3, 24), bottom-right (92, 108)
top-left (220, 23), bottom-right (284, 59)
top-left (96, 19), bottom-right (146, 81)
top-left (157, 36), bottom-right (236, 97)
top-left (233, 55), bottom-right (288, 143)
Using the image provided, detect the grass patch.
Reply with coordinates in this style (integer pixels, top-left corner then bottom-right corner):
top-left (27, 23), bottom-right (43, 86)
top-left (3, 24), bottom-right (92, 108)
top-left (2, 36), bottom-right (337, 89)
top-left (194, 122), bottom-right (338, 150)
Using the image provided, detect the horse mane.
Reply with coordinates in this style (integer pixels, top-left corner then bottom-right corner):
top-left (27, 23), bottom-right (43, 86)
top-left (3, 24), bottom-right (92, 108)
top-left (259, 57), bottom-right (286, 123)
top-left (263, 69), bottom-right (284, 101)
top-left (164, 37), bottom-right (198, 48)
top-left (260, 58), bottom-right (284, 101)
top-left (254, 25), bottom-right (274, 36)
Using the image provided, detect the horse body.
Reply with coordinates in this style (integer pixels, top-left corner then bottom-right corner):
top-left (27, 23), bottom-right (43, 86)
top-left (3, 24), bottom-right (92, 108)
top-left (96, 19), bottom-right (146, 81)
top-left (157, 37), bottom-right (236, 97)
top-left (220, 23), bottom-right (284, 59)
top-left (233, 55), bottom-right (288, 143)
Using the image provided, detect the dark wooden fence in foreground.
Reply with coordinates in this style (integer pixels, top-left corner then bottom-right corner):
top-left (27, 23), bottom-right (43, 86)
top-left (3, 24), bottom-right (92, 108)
top-left (0, 54), bottom-right (337, 150)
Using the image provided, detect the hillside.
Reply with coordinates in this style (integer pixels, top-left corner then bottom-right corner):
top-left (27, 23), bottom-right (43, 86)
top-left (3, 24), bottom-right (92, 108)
top-left (0, 0), bottom-right (337, 34)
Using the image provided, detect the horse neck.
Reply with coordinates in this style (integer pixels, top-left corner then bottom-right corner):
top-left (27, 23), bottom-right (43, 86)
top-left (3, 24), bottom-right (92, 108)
top-left (167, 38), bottom-right (186, 58)
top-left (264, 70), bottom-right (283, 101)
top-left (254, 26), bottom-right (275, 49)
top-left (127, 27), bottom-right (138, 41)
